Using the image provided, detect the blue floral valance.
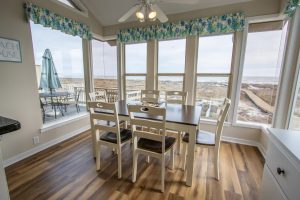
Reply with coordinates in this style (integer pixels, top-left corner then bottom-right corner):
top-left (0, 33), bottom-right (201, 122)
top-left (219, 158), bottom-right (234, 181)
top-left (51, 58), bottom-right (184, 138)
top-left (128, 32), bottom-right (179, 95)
top-left (284, 0), bottom-right (299, 17)
top-left (117, 12), bottom-right (245, 43)
top-left (24, 3), bottom-right (92, 40)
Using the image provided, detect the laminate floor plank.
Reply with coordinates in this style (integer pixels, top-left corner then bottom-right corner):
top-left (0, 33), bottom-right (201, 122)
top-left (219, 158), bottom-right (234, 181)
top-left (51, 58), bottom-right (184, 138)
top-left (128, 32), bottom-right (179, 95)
top-left (6, 130), bottom-right (264, 200)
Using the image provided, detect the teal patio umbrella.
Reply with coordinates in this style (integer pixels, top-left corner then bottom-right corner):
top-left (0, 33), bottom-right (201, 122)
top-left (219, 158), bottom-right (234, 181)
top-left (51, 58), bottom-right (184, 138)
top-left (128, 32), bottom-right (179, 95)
top-left (39, 49), bottom-right (62, 93)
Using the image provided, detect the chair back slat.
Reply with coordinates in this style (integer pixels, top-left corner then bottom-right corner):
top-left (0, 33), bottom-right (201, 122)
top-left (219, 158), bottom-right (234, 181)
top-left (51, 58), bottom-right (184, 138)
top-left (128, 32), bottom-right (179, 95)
top-left (165, 91), bottom-right (187, 105)
top-left (130, 118), bottom-right (165, 130)
top-left (90, 113), bottom-right (117, 123)
top-left (134, 130), bottom-right (163, 142)
top-left (95, 124), bottom-right (118, 133)
top-left (141, 90), bottom-right (160, 103)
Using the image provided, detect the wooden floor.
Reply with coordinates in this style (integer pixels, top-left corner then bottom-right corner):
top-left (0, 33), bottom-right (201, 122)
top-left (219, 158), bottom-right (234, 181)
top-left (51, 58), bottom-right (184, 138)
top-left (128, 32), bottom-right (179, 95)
top-left (5, 131), bottom-right (264, 200)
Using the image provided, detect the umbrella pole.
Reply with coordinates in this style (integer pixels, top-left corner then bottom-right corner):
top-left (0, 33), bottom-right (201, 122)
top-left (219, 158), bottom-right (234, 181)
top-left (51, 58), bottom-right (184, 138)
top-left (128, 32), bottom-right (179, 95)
top-left (50, 89), bottom-right (57, 119)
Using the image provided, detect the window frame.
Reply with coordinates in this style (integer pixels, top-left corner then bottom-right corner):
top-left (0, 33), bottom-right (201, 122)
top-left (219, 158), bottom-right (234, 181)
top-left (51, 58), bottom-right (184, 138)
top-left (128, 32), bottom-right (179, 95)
top-left (124, 42), bottom-right (147, 100)
top-left (157, 38), bottom-right (186, 93)
top-left (233, 21), bottom-right (288, 127)
top-left (194, 34), bottom-right (235, 121)
top-left (91, 38), bottom-right (119, 91)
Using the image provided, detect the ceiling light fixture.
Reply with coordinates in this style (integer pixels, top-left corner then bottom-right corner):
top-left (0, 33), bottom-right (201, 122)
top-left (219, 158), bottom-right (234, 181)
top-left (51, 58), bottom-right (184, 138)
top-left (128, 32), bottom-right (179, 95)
top-left (148, 7), bottom-right (157, 21)
top-left (136, 5), bottom-right (145, 21)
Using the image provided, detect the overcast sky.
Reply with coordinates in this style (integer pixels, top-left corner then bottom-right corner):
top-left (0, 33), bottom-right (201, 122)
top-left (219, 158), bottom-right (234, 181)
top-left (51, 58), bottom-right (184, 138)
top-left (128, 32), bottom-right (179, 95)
top-left (31, 21), bottom-right (287, 80)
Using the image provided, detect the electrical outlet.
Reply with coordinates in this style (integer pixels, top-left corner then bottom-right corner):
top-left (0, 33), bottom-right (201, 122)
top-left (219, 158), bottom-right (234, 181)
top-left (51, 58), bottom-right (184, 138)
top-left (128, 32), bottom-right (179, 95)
top-left (33, 136), bottom-right (39, 144)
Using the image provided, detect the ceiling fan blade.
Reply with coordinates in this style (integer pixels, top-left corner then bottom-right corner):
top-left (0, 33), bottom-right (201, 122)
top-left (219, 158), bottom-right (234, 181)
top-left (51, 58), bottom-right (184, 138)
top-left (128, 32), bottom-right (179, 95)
top-left (151, 4), bottom-right (168, 23)
top-left (158, 0), bottom-right (199, 4)
top-left (118, 4), bottom-right (140, 23)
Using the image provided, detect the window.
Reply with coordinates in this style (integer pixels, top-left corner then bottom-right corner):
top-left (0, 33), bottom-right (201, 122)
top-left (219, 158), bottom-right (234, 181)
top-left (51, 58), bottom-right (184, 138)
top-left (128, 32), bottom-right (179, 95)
top-left (237, 22), bottom-right (288, 125)
top-left (92, 40), bottom-right (118, 91)
top-left (196, 34), bottom-right (233, 120)
top-left (31, 22), bottom-right (86, 124)
top-left (158, 39), bottom-right (186, 98)
top-left (125, 43), bottom-right (147, 101)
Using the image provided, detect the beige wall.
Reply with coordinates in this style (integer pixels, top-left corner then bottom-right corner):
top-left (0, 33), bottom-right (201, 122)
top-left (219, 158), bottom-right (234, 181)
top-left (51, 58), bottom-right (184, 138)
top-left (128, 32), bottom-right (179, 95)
top-left (0, 0), bottom-right (100, 161)
top-left (103, 0), bottom-right (281, 36)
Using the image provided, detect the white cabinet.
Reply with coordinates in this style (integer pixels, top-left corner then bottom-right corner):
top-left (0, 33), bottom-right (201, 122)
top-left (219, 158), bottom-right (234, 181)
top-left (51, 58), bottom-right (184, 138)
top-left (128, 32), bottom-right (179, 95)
top-left (260, 128), bottom-right (300, 200)
top-left (260, 166), bottom-right (287, 200)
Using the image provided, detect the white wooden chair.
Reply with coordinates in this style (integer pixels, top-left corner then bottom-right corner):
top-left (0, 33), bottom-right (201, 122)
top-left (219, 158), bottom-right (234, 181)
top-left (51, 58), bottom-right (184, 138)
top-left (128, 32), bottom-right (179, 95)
top-left (88, 101), bottom-right (132, 179)
top-left (128, 105), bottom-right (176, 192)
top-left (181, 98), bottom-right (231, 180)
top-left (140, 90), bottom-right (160, 104)
top-left (89, 90), bottom-right (106, 102)
top-left (165, 91), bottom-right (187, 105)
top-left (164, 91), bottom-right (188, 154)
top-left (105, 89), bottom-right (119, 103)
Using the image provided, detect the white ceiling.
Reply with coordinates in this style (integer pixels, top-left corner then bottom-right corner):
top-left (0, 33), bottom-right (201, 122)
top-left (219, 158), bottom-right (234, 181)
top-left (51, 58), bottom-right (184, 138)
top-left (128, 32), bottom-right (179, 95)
top-left (81, 0), bottom-right (251, 26)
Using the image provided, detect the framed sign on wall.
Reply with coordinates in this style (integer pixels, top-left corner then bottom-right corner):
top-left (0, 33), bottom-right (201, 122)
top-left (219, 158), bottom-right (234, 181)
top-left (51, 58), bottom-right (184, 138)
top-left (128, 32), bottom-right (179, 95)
top-left (0, 37), bottom-right (22, 62)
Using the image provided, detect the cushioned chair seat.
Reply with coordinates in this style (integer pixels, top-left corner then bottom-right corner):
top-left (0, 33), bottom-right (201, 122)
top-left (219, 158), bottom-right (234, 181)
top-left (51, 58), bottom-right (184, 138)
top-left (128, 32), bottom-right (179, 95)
top-left (137, 136), bottom-right (176, 153)
top-left (100, 129), bottom-right (132, 144)
top-left (182, 130), bottom-right (215, 146)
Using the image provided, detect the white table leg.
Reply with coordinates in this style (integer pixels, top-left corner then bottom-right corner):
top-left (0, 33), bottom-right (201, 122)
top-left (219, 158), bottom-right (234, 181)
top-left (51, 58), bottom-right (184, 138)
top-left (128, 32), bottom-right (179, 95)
top-left (186, 126), bottom-right (196, 186)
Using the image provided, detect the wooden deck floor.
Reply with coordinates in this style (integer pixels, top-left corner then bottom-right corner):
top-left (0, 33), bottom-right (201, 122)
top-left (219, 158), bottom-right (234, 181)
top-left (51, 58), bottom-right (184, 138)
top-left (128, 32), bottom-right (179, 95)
top-left (5, 131), bottom-right (264, 200)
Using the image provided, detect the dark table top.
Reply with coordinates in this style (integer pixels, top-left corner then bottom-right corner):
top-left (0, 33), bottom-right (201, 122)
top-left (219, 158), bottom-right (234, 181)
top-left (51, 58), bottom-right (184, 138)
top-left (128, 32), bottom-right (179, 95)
top-left (95, 100), bottom-right (202, 126)
top-left (39, 91), bottom-right (70, 98)
top-left (0, 116), bottom-right (21, 136)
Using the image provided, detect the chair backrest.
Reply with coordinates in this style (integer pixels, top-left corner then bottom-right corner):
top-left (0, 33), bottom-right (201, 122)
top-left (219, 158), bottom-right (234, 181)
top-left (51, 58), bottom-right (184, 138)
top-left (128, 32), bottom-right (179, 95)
top-left (75, 89), bottom-right (82, 102)
top-left (165, 91), bottom-right (187, 105)
top-left (128, 105), bottom-right (167, 153)
top-left (88, 101), bottom-right (121, 143)
top-left (89, 90), bottom-right (106, 102)
top-left (105, 89), bottom-right (118, 103)
top-left (141, 90), bottom-right (160, 104)
top-left (215, 98), bottom-right (231, 144)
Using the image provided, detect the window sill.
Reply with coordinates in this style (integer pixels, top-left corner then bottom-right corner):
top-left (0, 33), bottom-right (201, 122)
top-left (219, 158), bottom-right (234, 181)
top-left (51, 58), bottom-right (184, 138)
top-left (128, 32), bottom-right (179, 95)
top-left (233, 121), bottom-right (270, 129)
top-left (40, 112), bottom-right (89, 134)
top-left (200, 118), bottom-right (269, 130)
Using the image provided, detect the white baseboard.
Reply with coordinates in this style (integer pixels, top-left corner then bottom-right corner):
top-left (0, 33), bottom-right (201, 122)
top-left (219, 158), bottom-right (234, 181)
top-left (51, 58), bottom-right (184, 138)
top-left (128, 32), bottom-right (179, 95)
top-left (3, 125), bottom-right (90, 167)
top-left (222, 135), bottom-right (266, 158)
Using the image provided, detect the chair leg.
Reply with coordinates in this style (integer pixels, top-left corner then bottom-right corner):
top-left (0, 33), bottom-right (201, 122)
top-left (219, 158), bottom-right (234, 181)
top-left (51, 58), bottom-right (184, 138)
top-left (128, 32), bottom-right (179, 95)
top-left (177, 132), bottom-right (181, 155)
top-left (132, 152), bottom-right (138, 183)
top-left (170, 147), bottom-right (175, 170)
top-left (117, 148), bottom-right (122, 179)
top-left (214, 147), bottom-right (220, 180)
top-left (161, 157), bottom-right (165, 193)
top-left (96, 144), bottom-right (101, 170)
top-left (182, 142), bottom-right (187, 171)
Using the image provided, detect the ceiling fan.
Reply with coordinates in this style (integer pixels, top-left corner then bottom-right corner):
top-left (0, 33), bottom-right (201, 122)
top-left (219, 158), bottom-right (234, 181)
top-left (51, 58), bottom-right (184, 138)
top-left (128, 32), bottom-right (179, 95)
top-left (118, 0), bottom-right (199, 23)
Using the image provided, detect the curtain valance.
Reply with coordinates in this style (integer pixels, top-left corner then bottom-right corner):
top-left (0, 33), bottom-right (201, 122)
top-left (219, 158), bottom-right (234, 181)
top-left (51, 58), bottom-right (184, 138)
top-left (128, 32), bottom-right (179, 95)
top-left (284, 0), bottom-right (299, 17)
top-left (117, 12), bottom-right (245, 43)
top-left (24, 3), bottom-right (92, 40)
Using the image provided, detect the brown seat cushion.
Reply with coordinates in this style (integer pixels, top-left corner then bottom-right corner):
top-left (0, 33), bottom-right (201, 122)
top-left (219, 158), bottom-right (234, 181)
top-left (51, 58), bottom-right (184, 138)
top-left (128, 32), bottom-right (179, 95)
top-left (100, 129), bottom-right (132, 144)
top-left (137, 136), bottom-right (176, 153)
top-left (182, 130), bottom-right (215, 146)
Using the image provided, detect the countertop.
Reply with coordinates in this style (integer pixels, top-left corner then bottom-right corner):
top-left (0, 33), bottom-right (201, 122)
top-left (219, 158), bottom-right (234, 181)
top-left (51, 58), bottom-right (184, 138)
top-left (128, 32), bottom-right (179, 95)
top-left (268, 128), bottom-right (300, 167)
top-left (0, 116), bottom-right (21, 136)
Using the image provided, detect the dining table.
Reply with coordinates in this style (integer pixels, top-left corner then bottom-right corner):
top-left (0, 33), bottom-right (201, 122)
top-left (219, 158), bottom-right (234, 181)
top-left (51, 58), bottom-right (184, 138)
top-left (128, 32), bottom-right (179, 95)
top-left (92, 100), bottom-right (202, 187)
